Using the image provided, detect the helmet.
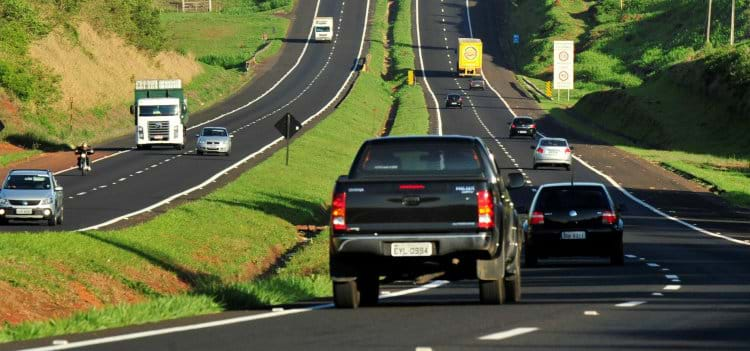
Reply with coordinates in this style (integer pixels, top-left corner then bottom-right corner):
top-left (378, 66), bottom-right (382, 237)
top-left (82, 142), bottom-right (89, 148)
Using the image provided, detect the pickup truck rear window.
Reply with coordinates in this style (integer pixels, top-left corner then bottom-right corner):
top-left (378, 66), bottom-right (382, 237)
top-left (352, 140), bottom-right (483, 178)
top-left (534, 186), bottom-right (610, 212)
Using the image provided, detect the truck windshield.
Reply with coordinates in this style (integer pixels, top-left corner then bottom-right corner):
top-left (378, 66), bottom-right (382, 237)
top-left (4, 175), bottom-right (51, 190)
top-left (139, 105), bottom-right (178, 116)
top-left (315, 26), bottom-right (331, 33)
top-left (352, 139), bottom-right (484, 178)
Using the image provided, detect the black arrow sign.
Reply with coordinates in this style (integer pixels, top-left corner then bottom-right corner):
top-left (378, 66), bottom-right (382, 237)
top-left (274, 113), bottom-right (302, 165)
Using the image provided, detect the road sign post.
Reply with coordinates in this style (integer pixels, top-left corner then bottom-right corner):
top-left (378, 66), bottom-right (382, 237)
top-left (274, 113), bottom-right (302, 166)
top-left (553, 40), bottom-right (575, 100)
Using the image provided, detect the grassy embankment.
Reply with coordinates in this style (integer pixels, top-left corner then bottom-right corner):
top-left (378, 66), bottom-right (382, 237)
top-left (0, 0), bottom-right (290, 150)
top-left (508, 0), bottom-right (750, 207)
top-left (0, 0), bottom-right (429, 343)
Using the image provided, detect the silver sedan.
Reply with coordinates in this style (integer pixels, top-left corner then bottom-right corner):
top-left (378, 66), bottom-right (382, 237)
top-left (196, 127), bottom-right (232, 156)
top-left (531, 137), bottom-right (573, 170)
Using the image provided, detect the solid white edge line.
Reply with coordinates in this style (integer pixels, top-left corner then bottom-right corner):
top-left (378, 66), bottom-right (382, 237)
top-left (77, 0), bottom-right (370, 231)
top-left (19, 280), bottom-right (447, 351)
top-left (615, 301), bottom-right (646, 308)
top-left (462, 0), bottom-right (750, 249)
top-left (478, 327), bottom-right (539, 341)
top-left (415, 0), bottom-right (443, 135)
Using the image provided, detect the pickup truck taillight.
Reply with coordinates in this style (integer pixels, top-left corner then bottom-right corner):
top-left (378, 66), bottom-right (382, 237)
top-left (331, 192), bottom-right (347, 231)
top-left (477, 190), bottom-right (494, 229)
top-left (530, 211), bottom-right (545, 225)
top-left (602, 210), bottom-right (616, 225)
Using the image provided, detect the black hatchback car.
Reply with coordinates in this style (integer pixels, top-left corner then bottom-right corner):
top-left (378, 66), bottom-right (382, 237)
top-left (521, 182), bottom-right (624, 266)
top-left (508, 116), bottom-right (536, 138)
top-left (445, 94), bottom-right (463, 109)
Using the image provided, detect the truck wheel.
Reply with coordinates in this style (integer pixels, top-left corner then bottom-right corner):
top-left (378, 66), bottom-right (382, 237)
top-left (358, 275), bottom-right (380, 307)
top-left (524, 245), bottom-right (538, 268)
top-left (333, 281), bottom-right (359, 308)
top-left (504, 251), bottom-right (522, 303)
top-left (610, 241), bottom-right (624, 266)
top-left (479, 279), bottom-right (505, 305)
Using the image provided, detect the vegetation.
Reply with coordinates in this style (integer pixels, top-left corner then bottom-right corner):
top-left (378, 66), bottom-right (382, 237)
top-left (0, 0), bottom-right (429, 342)
top-left (508, 0), bottom-right (750, 207)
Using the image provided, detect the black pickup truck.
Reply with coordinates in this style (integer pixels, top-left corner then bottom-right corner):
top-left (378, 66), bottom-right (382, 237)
top-left (329, 136), bottom-right (526, 308)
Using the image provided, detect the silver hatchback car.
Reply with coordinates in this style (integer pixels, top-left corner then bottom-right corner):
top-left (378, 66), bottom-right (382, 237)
top-left (196, 127), bottom-right (232, 156)
top-left (0, 169), bottom-right (64, 226)
top-left (531, 138), bottom-right (573, 170)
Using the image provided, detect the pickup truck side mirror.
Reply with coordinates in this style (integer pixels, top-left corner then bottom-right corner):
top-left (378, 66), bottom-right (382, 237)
top-left (129, 105), bottom-right (135, 115)
top-left (506, 172), bottom-right (525, 189)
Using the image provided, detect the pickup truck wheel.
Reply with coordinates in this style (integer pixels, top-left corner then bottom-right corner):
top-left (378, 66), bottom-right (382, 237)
top-left (610, 241), bottom-right (625, 266)
top-left (504, 252), bottom-right (522, 303)
top-left (358, 275), bottom-right (380, 306)
top-left (333, 281), bottom-right (360, 308)
top-left (479, 279), bottom-right (505, 305)
top-left (524, 245), bottom-right (538, 268)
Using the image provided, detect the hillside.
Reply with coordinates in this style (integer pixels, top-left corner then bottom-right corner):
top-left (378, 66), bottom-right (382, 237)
top-left (507, 0), bottom-right (750, 207)
top-left (0, 0), bottom-right (291, 150)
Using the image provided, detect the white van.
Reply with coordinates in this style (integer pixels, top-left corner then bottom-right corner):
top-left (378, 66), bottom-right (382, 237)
top-left (314, 17), bottom-right (334, 41)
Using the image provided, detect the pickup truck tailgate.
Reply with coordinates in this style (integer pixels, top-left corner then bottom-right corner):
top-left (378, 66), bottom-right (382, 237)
top-left (342, 181), bottom-right (485, 233)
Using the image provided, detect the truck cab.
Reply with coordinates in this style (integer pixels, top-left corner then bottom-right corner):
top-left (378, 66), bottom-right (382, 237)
top-left (131, 80), bottom-right (188, 150)
top-left (313, 17), bottom-right (334, 42)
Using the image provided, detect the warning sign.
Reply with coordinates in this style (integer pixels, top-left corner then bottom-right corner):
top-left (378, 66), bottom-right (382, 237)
top-left (553, 41), bottom-right (574, 90)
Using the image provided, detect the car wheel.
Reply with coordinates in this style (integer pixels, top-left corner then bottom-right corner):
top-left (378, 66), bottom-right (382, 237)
top-left (479, 278), bottom-right (506, 305)
top-left (532, 163), bottom-right (538, 170)
top-left (610, 241), bottom-right (624, 266)
top-left (524, 245), bottom-right (538, 268)
top-left (358, 274), bottom-right (380, 306)
top-left (56, 210), bottom-right (63, 225)
top-left (333, 280), bottom-right (360, 308)
top-left (504, 250), bottom-right (522, 303)
top-left (197, 150), bottom-right (204, 155)
top-left (47, 215), bottom-right (56, 227)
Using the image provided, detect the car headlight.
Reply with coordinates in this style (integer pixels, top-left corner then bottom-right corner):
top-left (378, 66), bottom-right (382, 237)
top-left (0, 198), bottom-right (8, 207)
top-left (40, 197), bottom-right (53, 205)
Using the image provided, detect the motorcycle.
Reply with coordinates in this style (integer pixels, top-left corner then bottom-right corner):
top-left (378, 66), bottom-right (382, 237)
top-left (77, 151), bottom-right (92, 175)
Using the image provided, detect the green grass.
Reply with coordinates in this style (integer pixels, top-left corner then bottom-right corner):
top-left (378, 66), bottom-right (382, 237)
top-left (0, 150), bottom-right (41, 167)
top-left (0, 0), bottom-right (432, 342)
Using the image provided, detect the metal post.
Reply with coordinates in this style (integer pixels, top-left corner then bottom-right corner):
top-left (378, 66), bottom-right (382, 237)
top-left (285, 114), bottom-right (290, 166)
top-left (730, 0), bottom-right (735, 45)
top-left (567, 89), bottom-right (570, 101)
top-left (557, 89), bottom-right (561, 101)
top-left (208, 0), bottom-right (212, 12)
top-left (706, 0), bottom-right (713, 45)
top-left (181, 0), bottom-right (185, 12)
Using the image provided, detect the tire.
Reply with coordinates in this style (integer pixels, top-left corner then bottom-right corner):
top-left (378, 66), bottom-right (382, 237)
top-left (47, 215), bottom-right (56, 226)
top-left (610, 240), bottom-right (624, 266)
top-left (56, 210), bottom-right (64, 225)
top-left (197, 150), bottom-right (204, 155)
top-left (524, 245), bottom-right (538, 268)
top-left (225, 152), bottom-right (230, 157)
top-left (0, 218), bottom-right (8, 225)
top-left (479, 279), bottom-right (505, 305)
top-left (358, 275), bottom-right (380, 307)
top-left (333, 281), bottom-right (359, 308)
top-left (504, 250), bottom-right (522, 303)
top-left (532, 163), bottom-right (538, 170)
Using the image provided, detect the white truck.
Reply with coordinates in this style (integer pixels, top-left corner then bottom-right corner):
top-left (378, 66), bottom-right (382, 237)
top-left (130, 80), bottom-right (188, 150)
top-left (313, 17), bottom-right (334, 42)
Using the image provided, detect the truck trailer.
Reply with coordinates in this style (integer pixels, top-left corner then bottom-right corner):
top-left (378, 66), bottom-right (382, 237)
top-left (457, 38), bottom-right (483, 77)
top-left (130, 80), bottom-right (188, 150)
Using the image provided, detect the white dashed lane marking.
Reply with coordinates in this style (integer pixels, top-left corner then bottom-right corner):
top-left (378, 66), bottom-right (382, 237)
top-left (478, 327), bottom-right (539, 341)
top-left (616, 301), bottom-right (646, 308)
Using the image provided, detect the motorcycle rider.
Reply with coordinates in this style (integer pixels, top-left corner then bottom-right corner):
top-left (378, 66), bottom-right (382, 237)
top-left (74, 142), bottom-right (94, 171)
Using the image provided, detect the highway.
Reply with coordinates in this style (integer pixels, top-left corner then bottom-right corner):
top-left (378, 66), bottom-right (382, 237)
top-left (5, 0), bottom-right (750, 350)
top-left (3, 0), bottom-right (370, 232)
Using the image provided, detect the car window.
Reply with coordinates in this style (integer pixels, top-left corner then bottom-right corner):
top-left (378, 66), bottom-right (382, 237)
top-left (352, 140), bottom-right (484, 178)
top-left (4, 175), bottom-right (51, 190)
top-left (540, 139), bottom-right (567, 147)
top-left (203, 128), bottom-right (227, 137)
top-left (515, 118), bottom-right (533, 125)
top-left (534, 186), bottom-right (610, 212)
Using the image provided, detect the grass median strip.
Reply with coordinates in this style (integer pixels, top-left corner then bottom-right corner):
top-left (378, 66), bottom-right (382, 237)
top-left (0, 0), bottom-right (430, 343)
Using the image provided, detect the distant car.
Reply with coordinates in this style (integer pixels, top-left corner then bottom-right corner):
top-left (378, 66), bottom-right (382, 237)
top-left (532, 137), bottom-right (572, 170)
top-left (196, 127), bottom-right (232, 156)
top-left (521, 182), bottom-right (624, 266)
top-left (445, 94), bottom-right (463, 109)
top-left (0, 169), bottom-right (64, 226)
top-left (469, 78), bottom-right (485, 90)
top-left (508, 116), bottom-right (536, 138)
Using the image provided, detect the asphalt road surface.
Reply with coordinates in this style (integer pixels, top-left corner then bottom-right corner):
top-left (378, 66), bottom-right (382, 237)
top-left (5, 0), bottom-right (749, 350)
top-left (2, 0), bottom-right (370, 232)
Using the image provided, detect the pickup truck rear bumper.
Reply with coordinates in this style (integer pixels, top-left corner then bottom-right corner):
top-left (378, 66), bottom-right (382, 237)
top-left (331, 232), bottom-right (493, 256)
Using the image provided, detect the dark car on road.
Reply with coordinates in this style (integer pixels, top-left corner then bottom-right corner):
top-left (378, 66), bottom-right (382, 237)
top-left (330, 136), bottom-right (526, 308)
top-left (469, 78), bottom-right (485, 90)
top-left (445, 93), bottom-right (463, 109)
top-left (521, 182), bottom-right (624, 266)
top-left (508, 116), bottom-right (536, 138)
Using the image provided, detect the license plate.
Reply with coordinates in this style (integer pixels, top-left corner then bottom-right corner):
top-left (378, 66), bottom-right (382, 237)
top-left (391, 242), bottom-right (433, 257)
top-left (153, 135), bottom-right (164, 140)
top-left (561, 231), bottom-right (586, 240)
top-left (16, 208), bottom-right (32, 215)
top-left (518, 130), bottom-right (527, 134)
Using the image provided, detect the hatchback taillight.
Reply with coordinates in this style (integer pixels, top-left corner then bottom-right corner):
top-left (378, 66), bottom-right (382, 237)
top-left (331, 192), bottom-right (347, 231)
top-left (511, 124), bottom-right (517, 129)
top-left (602, 210), bottom-right (616, 225)
top-left (530, 124), bottom-right (536, 129)
top-left (477, 190), bottom-right (494, 229)
top-left (564, 148), bottom-right (571, 153)
top-left (530, 211), bottom-right (545, 225)
top-left (536, 147), bottom-right (544, 153)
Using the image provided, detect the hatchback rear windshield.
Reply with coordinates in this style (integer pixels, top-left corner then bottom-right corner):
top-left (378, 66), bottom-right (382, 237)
top-left (534, 186), bottom-right (610, 212)
top-left (352, 140), bottom-right (484, 178)
top-left (514, 118), bottom-right (533, 125)
top-left (540, 139), bottom-right (567, 147)
top-left (4, 175), bottom-right (51, 190)
top-left (447, 95), bottom-right (461, 100)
